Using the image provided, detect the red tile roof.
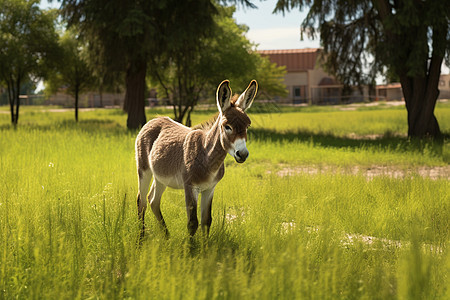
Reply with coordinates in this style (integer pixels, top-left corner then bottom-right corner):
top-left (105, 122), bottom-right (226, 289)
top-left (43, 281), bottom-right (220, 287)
top-left (258, 48), bottom-right (321, 72)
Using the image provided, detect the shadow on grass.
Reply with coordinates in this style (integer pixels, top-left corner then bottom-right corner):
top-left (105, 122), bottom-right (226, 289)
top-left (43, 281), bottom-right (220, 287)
top-left (249, 128), bottom-right (448, 157)
top-left (2, 116), bottom-right (447, 160)
top-left (0, 118), bottom-right (128, 134)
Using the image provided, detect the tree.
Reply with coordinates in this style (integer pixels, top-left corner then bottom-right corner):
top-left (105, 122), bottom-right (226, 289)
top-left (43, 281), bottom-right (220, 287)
top-left (61, 0), bottom-right (219, 129)
top-left (60, 0), bottom-right (258, 130)
top-left (253, 54), bottom-right (288, 100)
top-left (46, 28), bottom-right (94, 121)
top-left (83, 37), bottom-right (125, 108)
top-left (150, 5), bottom-right (287, 126)
top-left (0, 0), bottom-right (59, 125)
top-left (275, 0), bottom-right (450, 138)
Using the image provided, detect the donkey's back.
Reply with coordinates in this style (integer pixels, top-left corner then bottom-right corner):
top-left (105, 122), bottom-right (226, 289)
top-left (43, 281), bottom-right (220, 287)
top-left (135, 116), bottom-right (189, 182)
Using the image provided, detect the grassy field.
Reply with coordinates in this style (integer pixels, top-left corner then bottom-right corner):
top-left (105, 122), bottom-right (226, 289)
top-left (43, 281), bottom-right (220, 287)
top-left (0, 102), bottom-right (449, 299)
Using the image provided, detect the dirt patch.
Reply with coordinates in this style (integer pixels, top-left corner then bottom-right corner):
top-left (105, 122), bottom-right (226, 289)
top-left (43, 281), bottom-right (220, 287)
top-left (270, 165), bottom-right (450, 180)
top-left (344, 132), bottom-right (408, 140)
top-left (337, 100), bottom-right (406, 111)
top-left (279, 222), bottom-right (443, 253)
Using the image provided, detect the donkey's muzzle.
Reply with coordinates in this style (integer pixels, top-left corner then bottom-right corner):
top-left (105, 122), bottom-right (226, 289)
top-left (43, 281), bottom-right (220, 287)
top-left (235, 150), bottom-right (249, 163)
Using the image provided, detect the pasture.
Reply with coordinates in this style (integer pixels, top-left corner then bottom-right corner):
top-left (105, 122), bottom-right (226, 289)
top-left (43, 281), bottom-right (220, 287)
top-left (0, 102), bottom-right (449, 299)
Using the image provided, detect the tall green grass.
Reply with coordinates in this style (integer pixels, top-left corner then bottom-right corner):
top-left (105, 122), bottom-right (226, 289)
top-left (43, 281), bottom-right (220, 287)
top-left (0, 104), bottom-right (449, 299)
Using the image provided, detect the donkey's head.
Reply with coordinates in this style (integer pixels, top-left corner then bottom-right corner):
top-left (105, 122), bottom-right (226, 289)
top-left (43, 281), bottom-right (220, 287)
top-left (216, 80), bottom-right (258, 163)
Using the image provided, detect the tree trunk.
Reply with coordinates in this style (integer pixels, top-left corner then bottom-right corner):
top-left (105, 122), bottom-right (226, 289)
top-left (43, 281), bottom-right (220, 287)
top-left (173, 103), bottom-right (190, 125)
top-left (99, 83), bottom-right (103, 107)
top-left (9, 100), bottom-right (14, 124)
top-left (15, 94), bottom-right (20, 125)
top-left (75, 88), bottom-right (79, 122)
top-left (173, 104), bottom-right (191, 126)
top-left (14, 75), bottom-right (22, 125)
top-left (400, 50), bottom-right (443, 139)
top-left (7, 80), bottom-right (15, 124)
top-left (400, 77), bottom-right (441, 139)
top-left (125, 60), bottom-right (147, 130)
top-left (6, 76), bottom-right (20, 125)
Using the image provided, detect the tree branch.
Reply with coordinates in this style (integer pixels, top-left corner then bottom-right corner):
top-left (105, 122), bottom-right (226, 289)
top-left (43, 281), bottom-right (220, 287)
top-left (372, 0), bottom-right (391, 21)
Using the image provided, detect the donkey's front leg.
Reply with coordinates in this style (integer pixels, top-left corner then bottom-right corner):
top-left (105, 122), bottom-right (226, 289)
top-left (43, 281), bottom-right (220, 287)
top-left (201, 187), bottom-right (215, 236)
top-left (184, 185), bottom-right (199, 236)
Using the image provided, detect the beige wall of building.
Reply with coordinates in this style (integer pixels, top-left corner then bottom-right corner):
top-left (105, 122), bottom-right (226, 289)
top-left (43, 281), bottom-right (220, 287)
top-left (282, 72), bottom-right (308, 102)
top-left (259, 49), bottom-right (345, 104)
top-left (375, 74), bottom-right (450, 102)
top-left (262, 48), bottom-right (450, 104)
top-left (439, 74), bottom-right (450, 99)
top-left (284, 72), bottom-right (308, 86)
top-left (279, 68), bottom-right (337, 103)
top-left (308, 68), bottom-right (330, 86)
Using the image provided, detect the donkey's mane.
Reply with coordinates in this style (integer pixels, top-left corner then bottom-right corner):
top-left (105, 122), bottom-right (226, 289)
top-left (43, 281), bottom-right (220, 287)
top-left (192, 95), bottom-right (239, 131)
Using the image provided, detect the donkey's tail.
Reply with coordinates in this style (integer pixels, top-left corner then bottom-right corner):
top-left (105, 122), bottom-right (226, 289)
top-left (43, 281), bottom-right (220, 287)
top-left (135, 119), bottom-right (162, 175)
top-left (135, 119), bottom-right (163, 240)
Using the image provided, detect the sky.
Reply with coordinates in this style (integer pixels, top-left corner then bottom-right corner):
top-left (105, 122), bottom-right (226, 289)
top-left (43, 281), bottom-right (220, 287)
top-left (232, 0), bottom-right (320, 50)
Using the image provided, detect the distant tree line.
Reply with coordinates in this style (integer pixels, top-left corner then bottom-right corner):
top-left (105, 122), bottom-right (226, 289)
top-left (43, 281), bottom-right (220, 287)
top-left (0, 0), bottom-right (287, 128)
top-left (1, 0), bottom-right (448, 138)
top-left (0, 0), bottom-right (59, 125)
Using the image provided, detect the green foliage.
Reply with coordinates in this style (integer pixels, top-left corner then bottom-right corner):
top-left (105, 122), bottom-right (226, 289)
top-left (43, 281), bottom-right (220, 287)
top-left (62, 0), bottom-right (156, 69)
top-left (61, 0), bottom-right (221, 128)
top-left (274, 0), bottom-right (450, 85)
top-left (45, 28), bottom-right (95, 121)
top-left (0, 105), bottom-right (448, 298)
top-left (0, 0), bottom-right (59, 124)
top-left (274, 0), bottom-right (450, 137)
top-left (149, 5), bottom-right (287, 125)
top-left (45, 29), bottom-right (94, 98)
top-left (253, 54), bottom-right (288, 99)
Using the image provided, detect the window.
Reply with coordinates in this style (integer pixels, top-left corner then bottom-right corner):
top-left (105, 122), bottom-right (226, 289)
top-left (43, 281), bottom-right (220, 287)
top-left (293, 86), bottom-right (306, 98)
top-left (293, 86), bottom-right (307, 103)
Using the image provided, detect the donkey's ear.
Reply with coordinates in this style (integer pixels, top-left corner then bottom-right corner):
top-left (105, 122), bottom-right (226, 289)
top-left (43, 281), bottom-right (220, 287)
top-left (235, 80), bottom-right (258, 111)
top-left (216, 80), bottom-right (232, 114)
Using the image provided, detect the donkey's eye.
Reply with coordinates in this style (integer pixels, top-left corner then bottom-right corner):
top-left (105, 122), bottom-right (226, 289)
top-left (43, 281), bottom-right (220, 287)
top-left (224, 125), bottom-right (232, 132)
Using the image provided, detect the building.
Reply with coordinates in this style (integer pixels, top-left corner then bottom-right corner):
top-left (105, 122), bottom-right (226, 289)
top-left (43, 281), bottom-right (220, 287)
top-left (259, 48), bottom-right (450, 103)
top-left (374, 74), bottom-right (450, 101)
top-left (375, 83), bottom-right (403, 101)
top-left (438, 74), bottom-right (450, 99)
top-left (259, 48), bottom-right (350, 104)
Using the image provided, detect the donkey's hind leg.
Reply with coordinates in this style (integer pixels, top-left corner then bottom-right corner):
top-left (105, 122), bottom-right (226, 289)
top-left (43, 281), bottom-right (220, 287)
top-left (200, 187), bottom-right (215, 236)
top-left (137, 168), bottom-right (152, 237)
top-left (149, 180), bottom-right (169, 236)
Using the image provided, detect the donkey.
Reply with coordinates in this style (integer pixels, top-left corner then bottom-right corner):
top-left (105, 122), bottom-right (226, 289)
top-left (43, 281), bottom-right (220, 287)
top-left (135, 80), bottom-right (258, 237)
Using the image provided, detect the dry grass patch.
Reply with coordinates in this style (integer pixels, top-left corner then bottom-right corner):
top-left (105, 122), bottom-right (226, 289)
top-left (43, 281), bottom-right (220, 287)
top-left (270, 164), bottom-right (450, 180)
